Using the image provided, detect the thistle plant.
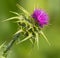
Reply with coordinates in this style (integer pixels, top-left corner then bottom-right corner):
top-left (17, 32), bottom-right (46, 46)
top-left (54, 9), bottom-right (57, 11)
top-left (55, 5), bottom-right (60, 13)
top-left (2, 4), bottom-right (51, 57)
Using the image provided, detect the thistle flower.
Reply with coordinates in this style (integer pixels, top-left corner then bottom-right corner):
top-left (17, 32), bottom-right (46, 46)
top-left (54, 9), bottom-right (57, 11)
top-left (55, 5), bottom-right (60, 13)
top-left (2, 4), bottom-right (50, 57)
top-left (32, 9), bottom-right (49, 27)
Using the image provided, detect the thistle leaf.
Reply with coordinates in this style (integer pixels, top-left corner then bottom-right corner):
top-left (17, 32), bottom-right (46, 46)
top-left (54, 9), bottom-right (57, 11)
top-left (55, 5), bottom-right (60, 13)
top-left (16, 4), bottom-right (30, 16)
top-left (2, 16), bottom-right (19, 22)
top-left (0, 42), bottom-right (6, 50)
top-left (17, 33), bottom-right (32, 44)
top-left (40, 31), bottom-right (51, 46)
top-left (35, 32), bottom-right (39, 48)
top-left (29, 39), bottom-right (34, 44)
top-left (9, 11), bottom-right (20, 16)
top-left (34, 0), bottom-right (39, 10)
top-left (14, 29), bottom-right (22, 35)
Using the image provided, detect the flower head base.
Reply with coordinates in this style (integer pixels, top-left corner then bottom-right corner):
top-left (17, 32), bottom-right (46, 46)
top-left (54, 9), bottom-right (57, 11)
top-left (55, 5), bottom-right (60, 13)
top-left (32, 9), bottom-right (49, 27)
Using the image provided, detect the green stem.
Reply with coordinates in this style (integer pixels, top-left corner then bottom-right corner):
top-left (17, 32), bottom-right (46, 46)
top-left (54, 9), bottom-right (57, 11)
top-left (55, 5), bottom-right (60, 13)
top-left (3, 32), bottom-right (20, 56)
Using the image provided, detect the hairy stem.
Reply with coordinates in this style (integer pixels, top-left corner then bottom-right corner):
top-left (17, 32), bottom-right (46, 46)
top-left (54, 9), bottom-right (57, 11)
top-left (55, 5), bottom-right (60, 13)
top-left (3, 32), bottom-right (20, 55)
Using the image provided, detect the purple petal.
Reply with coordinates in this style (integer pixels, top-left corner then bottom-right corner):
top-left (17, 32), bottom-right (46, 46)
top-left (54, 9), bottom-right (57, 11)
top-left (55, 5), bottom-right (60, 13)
top-left (32, 9), bottom-right (49, 28)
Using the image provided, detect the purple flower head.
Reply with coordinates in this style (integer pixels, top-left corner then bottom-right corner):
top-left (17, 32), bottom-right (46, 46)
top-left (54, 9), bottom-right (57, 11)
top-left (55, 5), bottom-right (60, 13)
top-left (32, 9), bottom-right (49, 27)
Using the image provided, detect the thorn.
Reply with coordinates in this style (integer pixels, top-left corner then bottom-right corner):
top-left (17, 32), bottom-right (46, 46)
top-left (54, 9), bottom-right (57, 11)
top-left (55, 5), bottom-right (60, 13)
top-left (40, 31), bottom-right (51, 46)
top-left (9, 11), bottom-right (20, 16)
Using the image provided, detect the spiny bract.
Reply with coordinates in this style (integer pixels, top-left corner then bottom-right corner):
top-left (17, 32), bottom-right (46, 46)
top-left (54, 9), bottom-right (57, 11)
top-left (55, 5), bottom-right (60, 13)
top-left (3, 4), bottom-right (50, 48)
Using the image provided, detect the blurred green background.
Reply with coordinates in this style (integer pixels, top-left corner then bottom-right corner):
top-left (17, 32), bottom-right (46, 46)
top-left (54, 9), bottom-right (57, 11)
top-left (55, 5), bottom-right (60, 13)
top-left (0, 0), bottom-right (60, 58)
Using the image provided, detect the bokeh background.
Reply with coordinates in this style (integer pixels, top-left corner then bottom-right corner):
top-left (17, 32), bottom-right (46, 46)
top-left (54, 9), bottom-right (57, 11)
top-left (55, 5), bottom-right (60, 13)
top-left (0, 0), bottom-right (60, 58)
